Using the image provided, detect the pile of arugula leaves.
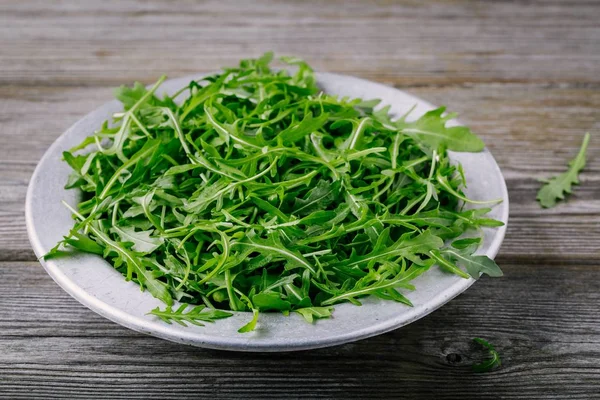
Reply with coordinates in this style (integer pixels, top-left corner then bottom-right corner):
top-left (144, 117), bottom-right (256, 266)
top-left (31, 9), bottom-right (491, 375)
top-left (46, 53), bottom-right (503, 331)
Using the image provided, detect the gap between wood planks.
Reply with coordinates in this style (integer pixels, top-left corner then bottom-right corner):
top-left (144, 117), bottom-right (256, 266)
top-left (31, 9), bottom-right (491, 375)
top-left (1, 77), bottom-right (600, 90)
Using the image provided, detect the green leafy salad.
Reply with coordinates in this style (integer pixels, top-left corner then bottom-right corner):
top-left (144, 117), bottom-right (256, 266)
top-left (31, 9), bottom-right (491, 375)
top-left (46, 53), bottom-right (504, 331)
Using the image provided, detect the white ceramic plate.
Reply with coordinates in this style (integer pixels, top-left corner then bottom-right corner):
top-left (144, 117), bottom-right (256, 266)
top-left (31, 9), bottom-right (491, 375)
top-left (26, 72), bottom-right (508, 352)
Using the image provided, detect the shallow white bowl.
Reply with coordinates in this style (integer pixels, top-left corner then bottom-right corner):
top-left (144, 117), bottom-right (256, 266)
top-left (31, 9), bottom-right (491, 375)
top-left (26, 72), bottom-right (508, 351)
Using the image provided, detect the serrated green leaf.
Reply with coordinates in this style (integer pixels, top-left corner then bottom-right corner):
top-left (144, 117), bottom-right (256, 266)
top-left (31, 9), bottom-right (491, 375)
top-left (397, 107), bottom-right (485, 152)
top-left (111, 226), bottom-right (163, 253)
top-left (537, 133), bottom-right (590, 208)
top-left (238, 309), bottom-right (259, 333)
top-left (293, 179), bottom-right (341, 216)
top-left (149, 304), bottom-right (232, 327)
top-left (252, 292), bottom-right (292, 311)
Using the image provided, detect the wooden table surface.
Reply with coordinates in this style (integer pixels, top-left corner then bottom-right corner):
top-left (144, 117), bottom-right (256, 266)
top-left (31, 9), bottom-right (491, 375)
top-left (1, 1), bottom-right (599, 398)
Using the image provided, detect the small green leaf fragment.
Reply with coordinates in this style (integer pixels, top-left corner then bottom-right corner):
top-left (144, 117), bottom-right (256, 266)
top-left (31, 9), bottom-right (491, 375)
top-left (397, 107), bottom-right (485, 152)
top-left (111, 226), bottom-right (163, 253)
top-left (442, 249), bottom-right (503, 278)
top-left (149, 304), bottom-right (233, 327)
top-left (294, 307), bottom-right (334, 323)
top-left (238, 309), bottom-right (259, 333)
top-left (472, 337), bottom-right (501, 373)
top-left (429, 249), bottom-right (470, 279)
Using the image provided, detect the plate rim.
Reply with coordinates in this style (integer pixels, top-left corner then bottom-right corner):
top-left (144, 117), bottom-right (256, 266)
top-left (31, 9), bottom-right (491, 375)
top-left (25, 71), bottom-right (509, 351)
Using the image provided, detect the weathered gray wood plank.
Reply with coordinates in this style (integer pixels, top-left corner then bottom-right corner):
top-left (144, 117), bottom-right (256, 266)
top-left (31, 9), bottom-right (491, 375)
top-left (0, 0), bottom-right (599, 87)
top-left (0, 262), bottom-right (599, 399)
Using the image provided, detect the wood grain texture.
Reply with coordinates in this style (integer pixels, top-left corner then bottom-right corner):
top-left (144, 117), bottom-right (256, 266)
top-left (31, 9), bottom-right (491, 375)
top-left (0, 0), bottom-right (599, 87)
top-left (0, 0), bottom-right (599, 398)
top-left (1, 262), bottom-right (599, 399)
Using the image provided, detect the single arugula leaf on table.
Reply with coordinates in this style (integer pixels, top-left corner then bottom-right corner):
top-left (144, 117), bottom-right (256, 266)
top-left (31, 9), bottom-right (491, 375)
top-left (294, 307), bottom-right (334, 323)
top-left (149, 304), bottom-right (233, 327)
top-left (437, 248), bottom-right (503, 279)
top-left (537, 133), bottom-right (590, 208)
top-left (396, 107), bottom-right (485, 152)
top-left (45, 228), bottom-right (104, 259)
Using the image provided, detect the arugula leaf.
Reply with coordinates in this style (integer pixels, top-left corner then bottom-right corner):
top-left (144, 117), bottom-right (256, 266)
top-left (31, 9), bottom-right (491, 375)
top-left (451, 237), bottom-right (482, 249)
top-left (76, 218), bottom-right (173, 305)
top-left (111, 226), bottom-right (163, 253)
top-left (337, 230), bottom-right (444, 271)
top-left (428, 249), bottom-right (470, 279)
top-left (537, 133), bottom-right (590, 208)
top-left (321, 265), bottom-right (427, 306)
top-left (233, 232), bottom-right (316, 274)
top-left (472, 337), bottom-right (501, 372)
top-left (115, 82), bottom-right (151, 110)
top-left (276, 112), bottom-right (329, 145)
top-left (294, 306), bottom-right (334, 323)
top-left (440, 248), bottom-right (503, 278)
top-left (149, 304), bottom-right (232, 326)
top-left (397, 107), bottom-right (485, 152)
